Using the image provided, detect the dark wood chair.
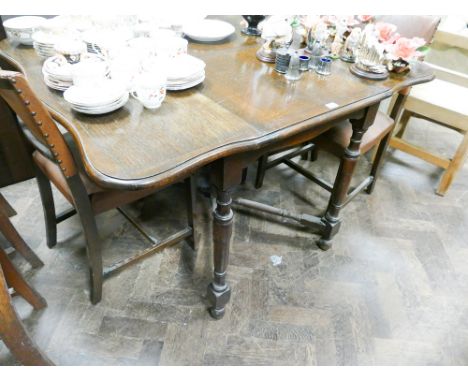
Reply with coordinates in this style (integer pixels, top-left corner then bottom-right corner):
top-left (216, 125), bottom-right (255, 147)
top-left (0, 246), bottom-right (53, 365)
top-left (0, 192), bottom-right (44, 268)
top-left (255, 16), bottom-right (440, 205)
top-left (0, 69), bottom-right (196, 305)
top-left (255, 98), bottom-right (402, 201)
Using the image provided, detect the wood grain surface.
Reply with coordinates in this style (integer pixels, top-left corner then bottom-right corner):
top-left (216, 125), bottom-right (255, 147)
top-left (0, 16), bottom-right (434, 190)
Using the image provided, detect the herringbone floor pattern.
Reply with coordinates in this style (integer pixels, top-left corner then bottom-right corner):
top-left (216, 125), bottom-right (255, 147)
top-left (1, 117), bottom-right (468, 365)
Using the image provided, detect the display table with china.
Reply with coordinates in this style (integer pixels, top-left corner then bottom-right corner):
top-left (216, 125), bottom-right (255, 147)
top-left (0, 15), bottom-right (433, 319)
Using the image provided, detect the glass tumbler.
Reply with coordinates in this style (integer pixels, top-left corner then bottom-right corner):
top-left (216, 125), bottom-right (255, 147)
top-left (315, 57), bottom-right (332, 76)
top-left (299, 55), bottom-right (310, 71)
top-left (285, 54), bottom-right (301, 81)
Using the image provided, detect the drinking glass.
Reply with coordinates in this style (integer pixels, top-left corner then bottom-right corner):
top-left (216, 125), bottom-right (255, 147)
top-left (285, 54), bottom-right (301, 81)
top-left (315, 57), bottom-right (332, 76)
top-left (299, 55), bottom-right (310, 71)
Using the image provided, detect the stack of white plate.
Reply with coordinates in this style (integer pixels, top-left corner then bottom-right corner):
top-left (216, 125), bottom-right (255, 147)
top-left (42, 54), bottom-right (109, 91)
top-left (32, 31), bottom-right (59, 59)
top-left (3, 16), bottom-right (47, 45)
top-left (166, 55), bottom-right (206, 91)
top-left (64, 81), bottom-right (129, 115)
top-left (42, 55), bottom-right (74, 91)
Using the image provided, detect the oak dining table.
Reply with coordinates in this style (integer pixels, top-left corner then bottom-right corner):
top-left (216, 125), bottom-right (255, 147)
top-left (0, 16), bottom-right (434, 319)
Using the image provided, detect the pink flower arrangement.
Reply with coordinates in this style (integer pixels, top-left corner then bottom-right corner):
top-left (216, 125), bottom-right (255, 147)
top-left (387, 37), bottom-right (427, 60)
top-left (358, 15), bottom-right (373, 23)
top-left (375, 22), bottom-right (400, 44)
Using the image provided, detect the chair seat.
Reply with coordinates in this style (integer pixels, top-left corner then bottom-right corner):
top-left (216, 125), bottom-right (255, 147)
top-left (312, 111), bottom-right (394, 156)
top-left (33, 151), bottom-right (156, 215)
top-left (405, 79), bottom-right (468, 132)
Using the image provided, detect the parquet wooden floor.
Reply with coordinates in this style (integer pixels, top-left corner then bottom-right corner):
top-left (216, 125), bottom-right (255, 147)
top-left (1, 117), bottom-right (468, 365)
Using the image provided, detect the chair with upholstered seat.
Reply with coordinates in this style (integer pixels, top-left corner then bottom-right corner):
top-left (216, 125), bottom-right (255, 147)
top-left (255, 15), bottom-right (440, 204)
top-left (0, 69), bottom-right (196, 304)
top-left (389, 57), bottom-right (468, 195)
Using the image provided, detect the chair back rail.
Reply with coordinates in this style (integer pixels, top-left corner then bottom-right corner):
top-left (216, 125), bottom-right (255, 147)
top-left (425, 62), bottom-right (468, 87)
top-left (375, 15), bottom-right (441, 44)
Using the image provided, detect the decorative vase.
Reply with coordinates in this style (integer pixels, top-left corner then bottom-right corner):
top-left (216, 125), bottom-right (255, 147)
top-left (387, 58), bottom-right (411, 75)
top-left (241, 15), bottom-right (266, 36)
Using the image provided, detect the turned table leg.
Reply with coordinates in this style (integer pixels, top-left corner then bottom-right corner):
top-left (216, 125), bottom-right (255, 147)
top-left (318, 104), bottom-right (379, 250)
top-left (207, 188), bottom-right (233, 319)
top-left (206, 158), bottom-right (244, 319)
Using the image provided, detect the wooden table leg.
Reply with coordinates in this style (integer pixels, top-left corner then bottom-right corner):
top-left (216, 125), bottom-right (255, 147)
top-left (0, 210), bottom-right (44, 268)
top-left (0, 252), bottom-right (53, 365)
top-left (206, 158), bottom-right (243, 319)
top-left (317, 103), bottom-right (380, 250)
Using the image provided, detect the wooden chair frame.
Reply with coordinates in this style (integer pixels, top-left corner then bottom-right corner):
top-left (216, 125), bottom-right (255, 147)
top-left (0, 70), bottom-right (196, 304)
top-left (254, 90), bottom-right (409, 208)
top-left (389, 62), bottom-right (468, 196)
top-left (0, 247), bottom-right (53, 365)
top-left (0, 192), bottom-right (44, 268)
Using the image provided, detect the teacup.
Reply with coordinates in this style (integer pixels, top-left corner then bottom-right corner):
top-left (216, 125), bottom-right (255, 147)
top-left (155, 36), bottom-right (188, 59)
top-left (131, 73), bottom-right (167, 109)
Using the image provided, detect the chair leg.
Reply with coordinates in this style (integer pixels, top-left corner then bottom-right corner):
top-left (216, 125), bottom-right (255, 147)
top-left (394, 109), bottom-right (412, 139)
top-left (241, 167), bottom-right (248, 185)
top-left (255, 155), bottom-right (268, 189)
top-left (0, 192), bottom-right (16, 217)
top-left (79, 208), bottom-right (102, 304)
top-left (185, 176), bottom-right (197, 251)
top-left (366, 132), bottom-right (392, 194)
top-left (0, 263), bottom-right (53, 366)
top-left (34, 165), bottom-right (57, 249)
top-left (0, 211), bottom-right (44, 268)
top-left (436, 131), bottom-right (468, 196)
top-left (300, 143), bottom-right (310, 160)
top-left (0, 248), bottom-right (46, 310)
top-left (68, 176), bottom-right (103, 304)
top-left (309, 145), bottom-right (319, 162)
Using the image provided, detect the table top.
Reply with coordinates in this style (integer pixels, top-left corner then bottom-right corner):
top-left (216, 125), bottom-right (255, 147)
top-left (0, 16), bottom-right (434, 190)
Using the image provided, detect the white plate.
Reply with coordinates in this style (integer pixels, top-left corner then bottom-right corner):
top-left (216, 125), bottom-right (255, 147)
top-left (44, 75), bottom-right (72, 91)
top-left (64, 81), bottom-right (127, 107)
top-left (167, 70), bottom-right (205, 85)
top-left (71, 93), bottom-right (129, 115)
top-left (32, 31), bottom-right (59, 45)
top-left (166, 55), bottom-right (206, 81)
top-left (42, 56), bottom-right (73, 80)
top-left (167, 74), bottom-right (205, 91)
top-left (183, 19), bottom-right (235, 42)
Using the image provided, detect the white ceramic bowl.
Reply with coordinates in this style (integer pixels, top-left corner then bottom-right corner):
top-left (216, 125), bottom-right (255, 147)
top-left (3, 16), bottom-right (46, 45)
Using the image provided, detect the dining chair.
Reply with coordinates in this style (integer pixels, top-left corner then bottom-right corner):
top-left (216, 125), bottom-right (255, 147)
top-left (387, 31), bottom-right (468, 195)
top-left (255, 16), bottom-right (440, 205)
top-left (0, 191), bottom-right (44, 268)
top-left (0, 69), bottom-right (196, 304)
top-left (0, 246), bottom-right (53, 365)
